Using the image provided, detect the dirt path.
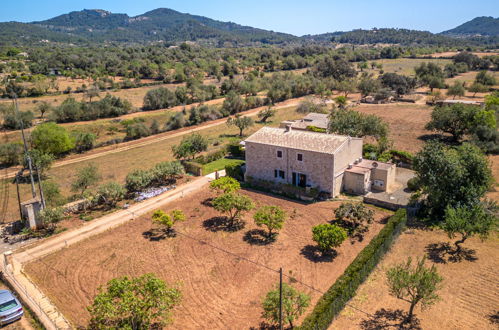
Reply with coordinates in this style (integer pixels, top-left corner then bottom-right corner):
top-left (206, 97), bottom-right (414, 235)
top-left (1, 97), bottom-right (307, 181)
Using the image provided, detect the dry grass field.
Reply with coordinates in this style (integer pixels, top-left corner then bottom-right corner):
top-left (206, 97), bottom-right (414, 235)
top-left (24, 187), bottom-right (392, 329)
top-left (366, 58), bottom-right (452, 76)
top-left (331, 227), bottom-right (499, 330)
top-left (0, 103), bottom-right (304, 223)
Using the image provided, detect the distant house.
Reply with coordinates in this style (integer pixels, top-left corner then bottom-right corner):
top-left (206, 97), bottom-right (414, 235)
top-left (279, 113), bottom-right (329, 132)
top-left (244, 126), bottom-right (396, 197)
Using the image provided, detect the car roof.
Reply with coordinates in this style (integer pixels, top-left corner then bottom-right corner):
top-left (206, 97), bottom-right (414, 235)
top-left (0, 290), bottom-right (16, 304)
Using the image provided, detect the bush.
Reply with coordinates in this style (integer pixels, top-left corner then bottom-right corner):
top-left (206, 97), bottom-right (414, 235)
top-left (72, 131), bottom-right (97, 153)
top-left (298, 209), bottom-right (407, 329)
top-left (312, 224), bottom-right (347, 255)
top-left (125, 169), bottom-right (154, 193)
top-left (125, 123), bottom-right (151, 141)
top-left (96, 182), bottom-right (126, 207)
top-left (31, 122), bottom-right (75, 156)
top-left (0, 142), bottom-right (23, 166)
top-left (143, 87), bottom-right (178, 110)
top-left (407, 177), bottom-right (421, 191)
top-left (227, 142), bottom-right (244, 158)
top-left (2, 110), bottom-right (34, 129)
top-left (225, 163), bottom-right (244, 181)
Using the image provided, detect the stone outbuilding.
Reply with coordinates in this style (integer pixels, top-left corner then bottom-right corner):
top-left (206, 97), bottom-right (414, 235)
top-left (279, 113), bottom-right (329, 131)
top-left (244, 126), bottom-right (396, 197)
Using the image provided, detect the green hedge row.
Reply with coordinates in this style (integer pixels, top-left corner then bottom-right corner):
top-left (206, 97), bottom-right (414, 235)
top-left (298, 208), bottom-right (407, 330)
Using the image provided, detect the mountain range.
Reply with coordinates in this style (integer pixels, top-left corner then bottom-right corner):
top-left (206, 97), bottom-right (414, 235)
top-left (0, 8), bottom-right (497, 46)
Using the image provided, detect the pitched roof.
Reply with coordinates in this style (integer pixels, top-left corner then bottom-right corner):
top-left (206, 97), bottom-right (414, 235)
top-left (244, 127), bottom-right (352, 154)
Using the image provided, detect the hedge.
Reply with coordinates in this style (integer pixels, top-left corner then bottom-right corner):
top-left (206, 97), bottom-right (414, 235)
top-left (297, 209), bottom-right (407, 330)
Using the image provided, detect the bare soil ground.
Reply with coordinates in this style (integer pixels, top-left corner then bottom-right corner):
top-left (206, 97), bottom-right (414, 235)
top-left (331, 226), bottom-right (499, 330)
top-left (431, 51), bottom-right (499, 58)
top-left (24, 188), bottom-right (392, 329)
top-left (353, 103), bottom-right (433, 153)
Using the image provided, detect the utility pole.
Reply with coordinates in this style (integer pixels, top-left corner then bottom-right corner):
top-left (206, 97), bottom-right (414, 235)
top-left (279, 267), bottom-right (283, 330)
top-left (13, 97), bottom-right (37, 199)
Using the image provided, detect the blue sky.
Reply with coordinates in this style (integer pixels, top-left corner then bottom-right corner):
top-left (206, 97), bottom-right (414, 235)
top-left (1, 0), bottom-right (497, 36)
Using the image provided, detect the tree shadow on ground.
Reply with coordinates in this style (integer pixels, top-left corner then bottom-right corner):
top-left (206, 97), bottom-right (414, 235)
top-left (417, 133), bottom-right (456, 144)
top-left (142, 228), bottom-right (176, 241)
top-left (201, 197), bottom-right (213, 207)
top-left (488, 311), bottom-right (499, 325)
top-left (360, 308), bottom-right (422, 330)
top-left (249, 322), bottom-right (280, 329)
top-left (243, 229), bottom-right (275, 246)
top-left (300, 245), bottom-right (337, 263)
top-left (425, 242), bottom-right (477, 264)
top-left (203, 216), bottom-right (245, 232)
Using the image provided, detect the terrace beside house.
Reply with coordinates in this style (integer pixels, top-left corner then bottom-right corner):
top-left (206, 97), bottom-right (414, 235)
top-left (243, 125), bottom-right (396, 198)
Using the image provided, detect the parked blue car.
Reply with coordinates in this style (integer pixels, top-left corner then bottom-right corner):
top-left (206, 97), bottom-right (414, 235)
top-left (0, 290), bottom-right (23, 326)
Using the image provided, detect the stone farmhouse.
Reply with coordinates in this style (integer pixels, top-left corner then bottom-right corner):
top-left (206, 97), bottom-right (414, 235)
top-left (279, 113), bottom-right (329, 131)
top-left (244, 126), bottom-right (396, 197)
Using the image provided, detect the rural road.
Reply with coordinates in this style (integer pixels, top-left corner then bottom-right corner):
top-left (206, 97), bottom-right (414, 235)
top-left (1, 97), bottom-right (307, 181)
top-left (2, 173), bottom-right (217, 330)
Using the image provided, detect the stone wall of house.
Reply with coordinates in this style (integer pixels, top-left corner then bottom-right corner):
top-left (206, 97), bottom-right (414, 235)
top-left (333, 138), bottom-right (363, 176)
top-left (245, 142), bottom-right (336, 193)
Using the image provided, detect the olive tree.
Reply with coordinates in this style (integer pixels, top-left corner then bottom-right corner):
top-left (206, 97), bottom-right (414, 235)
top-left (441, 204), bottom-right (497, 254)
top-left (262, 283), bottom-right (310, 328)
top-left (386, 257), bottom-right (442, 322)
top-left (96, 182), bottom-right (126, 208)
top-left (71, 164), bottom-right (101, 196)
top-left (257, 107), bottom-right (276, 123)
top-left (227, 114), bottom-right (254, 137)
top-left (334, 202), bottom-right (374, 236)
top-left (172, 133), bottom-right (208, 160)
top-left (88, 274), bottom-right (181, 329)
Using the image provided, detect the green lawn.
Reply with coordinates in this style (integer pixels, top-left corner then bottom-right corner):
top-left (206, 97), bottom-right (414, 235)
top-left (202, 158), bottom-right (245, 175)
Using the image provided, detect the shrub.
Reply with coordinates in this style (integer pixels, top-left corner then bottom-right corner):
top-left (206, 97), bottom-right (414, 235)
top-left (312, 224), bottom-right (347, 255)
top-left (298, 209), bottom-right (407, 329)
top-left (125, 123), bottom-right (151, 141)
top-left (31, 122), bottom-right (75, 156)
top-left (225, 163), bottom-right (244, 181)
top-left (39, 207), bottom-right (64, 231)
top-left (253, 205), bottom-right (286, 238)
top-left (125, 169), bottom-right (154, 193)
top-left (96, 182), bottom-right (126, 207)
top-left (152, 161), bottom-right (184, 185)
top-left (72, 131), bottom-right (97, 153)
top-left (2, 110), bottom-right (34, 129)
top-left (0, 142), bottom-right (23, 166)
top-left (407, 177), bottom-right (421, 191)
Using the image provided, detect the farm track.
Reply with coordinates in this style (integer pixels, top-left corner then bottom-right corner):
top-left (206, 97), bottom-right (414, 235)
top-left (0, 96), bottom-right (307, 181)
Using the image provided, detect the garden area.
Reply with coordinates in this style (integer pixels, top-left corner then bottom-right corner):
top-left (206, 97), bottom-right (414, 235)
top-left (24, 182), bottom-right (392, 329)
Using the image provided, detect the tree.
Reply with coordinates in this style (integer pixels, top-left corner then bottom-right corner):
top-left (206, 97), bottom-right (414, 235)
top-left (85, 86), bottom-right (100, 103)
top-left (446, 81), bottom-right (465, 99)
top-left (125, 169), bottom-right (153, 193)
top-left (467, 82), bottom-right (488, 97)
top-left (152, 161), bottom-right (184, 185)
top-left (441, 204), bottom-right (498, 254)
top-left (172, 133), bottom-right (208, 160)
top-left (27, 150), bottom-right (54, 178)
top-left (72, 131), bottom-right (96, 153)
top-left (413, 142), bottom-right (493, 220)
top-left (425, 103), bottom-right (496, 141)
top-left (380, 73), bottom-right (416, 96)
top-left (222, 91), bottom-right (245, 115)
top-left (254, 206), bottom-right (286, 239)
top-left (152, 209), bottom-right (186, 233)
top-left (257, 107), bottom-right (276, 123)
top-left (36, 101), bottom-right (52, 119)
top-left (88, 273), bottom-right (181, 329)
top-left (71, 164), bottom-right (101, 195)
top-left (209, 176), bottom-right (241, 194)
top-left (31, 122), bottom-right (74, 156)
top-left (475, 70), bottom-right (496, 86)
top-left (262, 282), bottom-right (310, 328)
top-left (415, 62), bottom-right (445, 92)
top-left (2, 110), bottom-right (34, 129)
top-left (96, 182), bottom-right (126, 208)
top-left (328, 108), bottom-right (388, 141)
top-left (334, 202), bottom-right (374, 235)
top-left (38, 207), bottom-right (64, 231)
top-left (386, 257), bottom-right (442, 322)
top-left (335, 79), bottom-right (357, 97)
top-left (358, 77), bottom-right (381, 97)
top-left (41, 181), bottom-right (65, 207)
top-left (227, 114), bottom-right (254, 137)
top-left (212, 192), bottom-right (254, 228)
top-left (313, 57), bottom-right (356, 80)
top-left (0, 142), bottom-right (23, 167)
top-left (311, 223), bottom-right (347, 255)
top-left (143, 87), bottom-right (178, 110)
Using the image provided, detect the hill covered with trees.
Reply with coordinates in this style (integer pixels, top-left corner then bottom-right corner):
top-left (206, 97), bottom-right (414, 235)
top-left (0, 8), bottom-right (298, 46)
top-left (441, 16), bottom-right (499, 37)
